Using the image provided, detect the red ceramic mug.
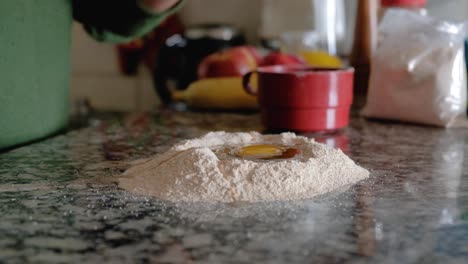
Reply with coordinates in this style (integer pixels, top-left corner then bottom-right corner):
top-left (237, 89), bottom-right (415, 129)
top-left (243, 65), bottom-right (354, 132)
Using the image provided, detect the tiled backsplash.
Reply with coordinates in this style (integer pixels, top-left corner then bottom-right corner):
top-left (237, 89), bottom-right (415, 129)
top-left (70, 0), bottom-right (468, 112)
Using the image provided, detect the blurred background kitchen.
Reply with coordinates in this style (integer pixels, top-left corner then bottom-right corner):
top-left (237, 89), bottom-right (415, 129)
top-left (70, 0), bottom-right (468, 113)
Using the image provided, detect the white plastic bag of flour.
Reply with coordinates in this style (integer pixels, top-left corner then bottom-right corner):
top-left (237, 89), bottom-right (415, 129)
top-left (362, 10), bottom-right (468, 127)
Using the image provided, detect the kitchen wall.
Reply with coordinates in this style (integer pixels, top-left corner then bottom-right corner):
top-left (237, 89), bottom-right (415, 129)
top-left (70, 23), bottom-right (156, 112)
top-left (427, 0), bottom-right (468, 22)
top-left (70, 0), bottom-right (468, 113)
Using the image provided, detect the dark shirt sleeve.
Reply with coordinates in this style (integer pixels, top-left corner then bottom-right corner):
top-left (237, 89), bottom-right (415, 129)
top-left (72, 0), bottom-right (184, 43)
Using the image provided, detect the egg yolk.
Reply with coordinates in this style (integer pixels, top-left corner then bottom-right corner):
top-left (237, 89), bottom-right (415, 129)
top-left (237, 144), bottom-right (284, 159)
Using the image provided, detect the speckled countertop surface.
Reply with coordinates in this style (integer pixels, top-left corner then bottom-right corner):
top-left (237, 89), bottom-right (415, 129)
top-left (1, 110), bottom-right (468, 263)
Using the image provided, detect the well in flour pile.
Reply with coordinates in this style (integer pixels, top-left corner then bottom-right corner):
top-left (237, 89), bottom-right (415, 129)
top-left (119, 132), bottom-right (369, 203)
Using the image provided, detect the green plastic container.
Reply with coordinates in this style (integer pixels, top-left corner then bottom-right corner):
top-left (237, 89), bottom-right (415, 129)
top-left (0, 1), bottom-right (72, 150)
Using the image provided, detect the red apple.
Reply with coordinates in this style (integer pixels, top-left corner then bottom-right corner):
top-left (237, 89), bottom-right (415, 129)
top-left (259, 51), bottom-right (306, 67)
top-left (197, 46), bottom-right (258, 79)
top-left (244, 46), bottom-right (263, 64)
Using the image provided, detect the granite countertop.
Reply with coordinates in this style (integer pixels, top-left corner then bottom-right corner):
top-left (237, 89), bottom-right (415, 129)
top-left (1, 110), bottom-right (468, 263)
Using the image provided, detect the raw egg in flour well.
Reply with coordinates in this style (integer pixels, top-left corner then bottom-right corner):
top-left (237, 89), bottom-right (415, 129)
top-left (219, 144), bottom-right (301, 160)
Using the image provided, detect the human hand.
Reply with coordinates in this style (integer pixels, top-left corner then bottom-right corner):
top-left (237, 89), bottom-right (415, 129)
top-left (138, 0), bottom-right (181, 13)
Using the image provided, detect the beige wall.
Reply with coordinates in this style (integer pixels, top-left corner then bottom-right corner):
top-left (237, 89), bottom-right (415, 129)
top-left (70, 0), bottom-right (468, 113)
top-left (427, 0), bottom-right (468, 22)
top-left (179, 0), bottom-right (262, 43)
top-left (70, 23), bottom-right (157, 112)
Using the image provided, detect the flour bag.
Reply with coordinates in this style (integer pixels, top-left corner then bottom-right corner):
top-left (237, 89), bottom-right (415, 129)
top-left (362, 10), bottom-right (467, 127)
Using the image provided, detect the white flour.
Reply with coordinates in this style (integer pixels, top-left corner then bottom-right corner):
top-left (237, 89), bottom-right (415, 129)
top-left (362, 10), bottom-right (467, 127)
top-left (119, 132), bottom-right (369, 203)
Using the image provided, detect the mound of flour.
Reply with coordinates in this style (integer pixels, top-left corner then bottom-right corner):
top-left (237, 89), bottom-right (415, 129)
top-left (119, 132), bottom-right (369, 203)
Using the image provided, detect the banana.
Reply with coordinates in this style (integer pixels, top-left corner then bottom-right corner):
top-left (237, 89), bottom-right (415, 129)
top-left (172, 76), bottom-right (258, 110)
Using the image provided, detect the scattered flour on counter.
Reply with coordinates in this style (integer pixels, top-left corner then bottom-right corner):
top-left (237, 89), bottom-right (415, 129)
top-left (118, 132), bottom-right (369, 203)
